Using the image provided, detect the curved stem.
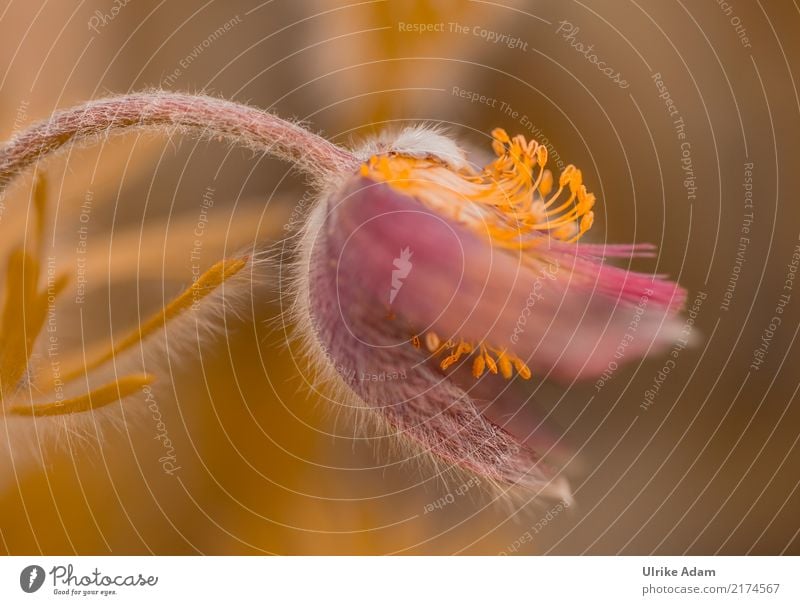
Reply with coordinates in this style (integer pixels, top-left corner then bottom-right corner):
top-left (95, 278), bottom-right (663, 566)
top-left (0, 90), bottom-right (358, 191)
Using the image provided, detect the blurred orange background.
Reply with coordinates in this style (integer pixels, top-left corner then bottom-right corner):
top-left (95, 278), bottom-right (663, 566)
top-left (0, 0), bottom-right (798, 555)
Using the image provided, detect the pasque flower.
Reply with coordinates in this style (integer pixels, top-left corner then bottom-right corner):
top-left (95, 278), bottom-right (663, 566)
top-left (0, 92), bottom-right (686, 499)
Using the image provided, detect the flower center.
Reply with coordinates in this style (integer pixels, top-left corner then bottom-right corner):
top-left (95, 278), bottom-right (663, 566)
top-left (361, 128), bottom-right (598, 382)
top-left (360, 127), bottom-right (596, 248)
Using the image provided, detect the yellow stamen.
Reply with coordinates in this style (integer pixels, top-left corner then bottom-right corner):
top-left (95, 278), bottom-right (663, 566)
top-left (513, 358), bottom-right (532, 380)
top-left (567, 212), bottom-right (595, 244)
top-left (0, 173), bottom-right (73, 400)
top-left (360, 127), bottom-right (597, 252)
top-left (0, 248), bottom-right (69, 397)
top-left (439, 339), bottom-right (473, 370)
top-left (362, 128), bottom-right (592, 381)
top-left (424, 331), bottom-right (441, 352)
top-left (539, 169), bottom-right (554, 197)
top-left (472, 355), bottom-right (486, 378)
top-left (9, 374), bottom-right (154, 417)
top-left (0, 174), bottom-right (158, 424)
top-left (497, 351), bottom-right (513, 380)
top-left (483, 347), bottom-right (498, 375)
top-left (440, 353), bottom-right (460, 371)
top-left (432, 338), bottom-right (531, 381)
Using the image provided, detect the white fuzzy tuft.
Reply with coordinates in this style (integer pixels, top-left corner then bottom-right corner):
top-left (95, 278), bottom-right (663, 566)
top-left (354, 125), bottom-right (469, 170)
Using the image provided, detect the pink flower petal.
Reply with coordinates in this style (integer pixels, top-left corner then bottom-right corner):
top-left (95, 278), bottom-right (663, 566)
top-left (305, 178), bottom-right (574, 497)
top-left (319, 177), bottom-right (687, 381)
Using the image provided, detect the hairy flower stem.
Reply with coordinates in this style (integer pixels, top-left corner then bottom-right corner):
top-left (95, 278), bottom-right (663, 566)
top-left (0, 91), bottom-right (357, 192)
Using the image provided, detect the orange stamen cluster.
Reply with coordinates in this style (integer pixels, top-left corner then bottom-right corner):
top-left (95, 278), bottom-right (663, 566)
top-left (364, 127), bottom-right (595, 381)
top-left (412, 331), bottom-right (532, 380)
top-left (360, 127), bottom-right (596, 248)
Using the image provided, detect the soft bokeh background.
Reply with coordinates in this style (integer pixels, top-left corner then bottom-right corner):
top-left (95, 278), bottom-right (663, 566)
top-left (0, 0), bottom-right (798, 554)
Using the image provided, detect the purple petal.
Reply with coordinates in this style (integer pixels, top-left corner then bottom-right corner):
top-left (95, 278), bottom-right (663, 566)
top-left (318, 177), bottom-right (687, 381)
top-left (305, 178), bottom-right (574, 496)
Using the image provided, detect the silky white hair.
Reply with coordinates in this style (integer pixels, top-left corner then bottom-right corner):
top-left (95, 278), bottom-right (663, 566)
top-left (354, 125), bottom-right (470, 170)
